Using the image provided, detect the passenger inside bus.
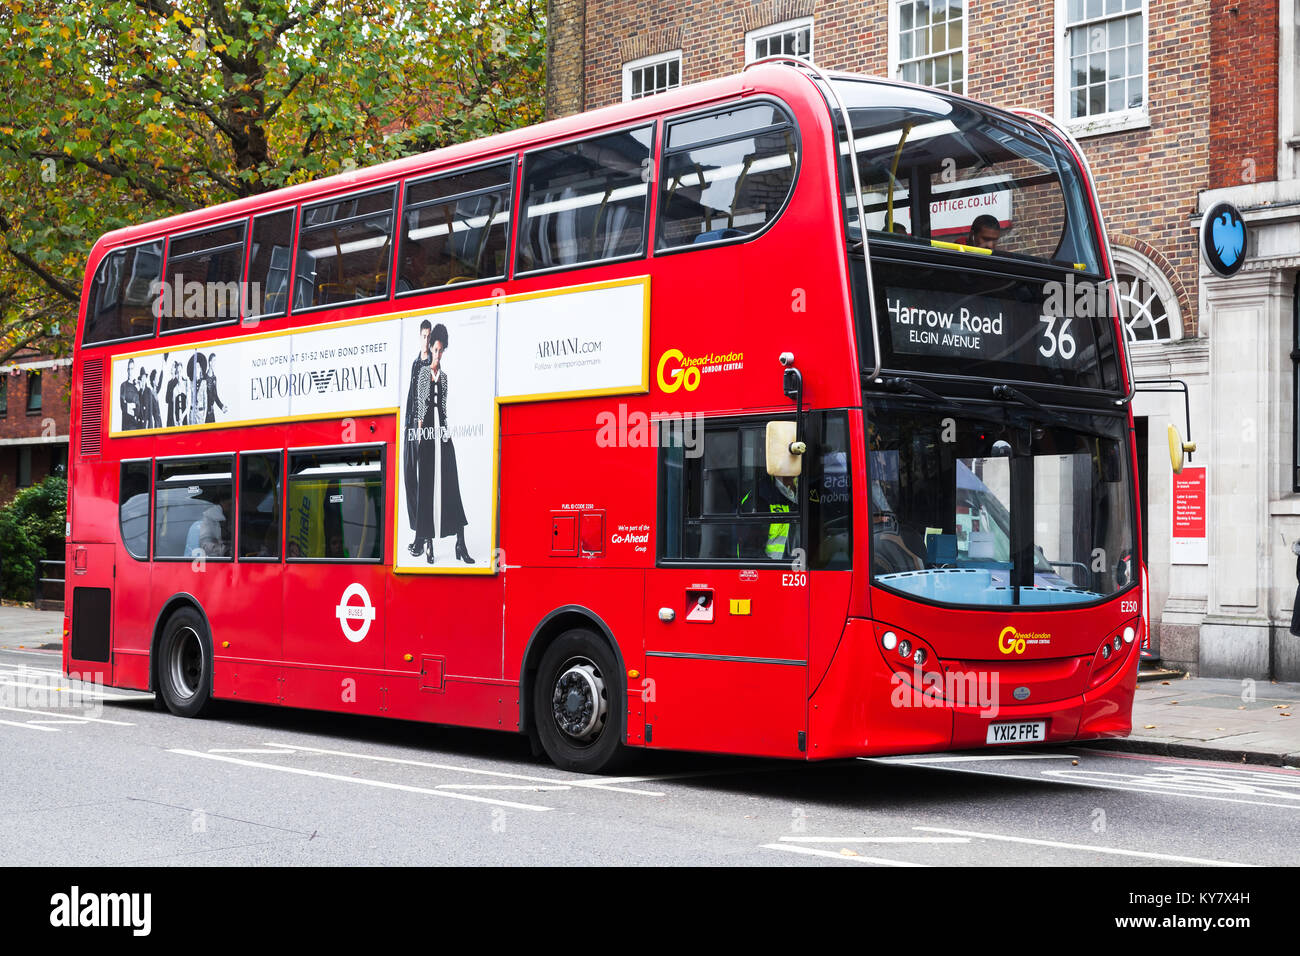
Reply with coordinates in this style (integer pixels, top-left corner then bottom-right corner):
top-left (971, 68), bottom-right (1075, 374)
top-left (967, 214), bottom-right (1001, 250)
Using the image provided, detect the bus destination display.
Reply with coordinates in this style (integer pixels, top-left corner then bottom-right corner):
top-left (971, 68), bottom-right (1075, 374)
top-left (883, 283), bottom-right (1104, 379)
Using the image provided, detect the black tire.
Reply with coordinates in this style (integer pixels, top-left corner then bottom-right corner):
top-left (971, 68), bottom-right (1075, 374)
top-left (156, 607), bottom-right (213, 718)
top-left (533, 629), bottom-right (629, 774)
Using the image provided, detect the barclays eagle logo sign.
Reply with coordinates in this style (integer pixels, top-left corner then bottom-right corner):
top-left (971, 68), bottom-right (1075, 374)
top-left (1202, 203), bottom-right (1247, 278)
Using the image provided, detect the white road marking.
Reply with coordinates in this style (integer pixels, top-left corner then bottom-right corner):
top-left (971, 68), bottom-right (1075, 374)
top-left (1043, 766), bottom-right (1300, 800)
top-left (208, 749), bottom-right (298, 755)
top-left (761, 843), bottom-right (928, 866)
top-left (0, 662), bottom-right (63, 675)
top-left (437, 784), bottom-right (572, 792)
top-left (779, 836), bottom-right (970, 844)
top-left (0, 704), bottom-right (133, 726)
top-left (0, 677), bottom-right (152, 701)
top-left (262, 741), bottom-right (666, 796)
top-left (871, 753), bottom-right (1079, 764)
top-left (0, 718), bottom-right (57, 731)
top-left (24, 719), bottom-right (89, 725)
top-left (169, 750), bottom-right (553, 811)
top-left (914, 826), bottom-right (1253, 866)
top-left (900, 759), bottom-right (1300, 811)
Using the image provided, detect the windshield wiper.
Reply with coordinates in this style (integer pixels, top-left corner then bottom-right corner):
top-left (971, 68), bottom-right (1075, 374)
top-left (991, 383), bottom-right (1068, 426)
top-left (869, 375), bottom-right (973, 412)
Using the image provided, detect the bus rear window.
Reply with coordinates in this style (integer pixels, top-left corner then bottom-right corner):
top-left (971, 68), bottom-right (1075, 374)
top-left (84, 241), bottom-right (164, 345)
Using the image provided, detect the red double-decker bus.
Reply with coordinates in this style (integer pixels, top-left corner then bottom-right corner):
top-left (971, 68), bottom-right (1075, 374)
top-left (64, 61), bottom-right (1144, 772)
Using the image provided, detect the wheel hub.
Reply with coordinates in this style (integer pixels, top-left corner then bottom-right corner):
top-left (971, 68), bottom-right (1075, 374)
top-left (551, 660), bottom-right (606, 741)
top-left (169, 626), bottom-right (203, 700)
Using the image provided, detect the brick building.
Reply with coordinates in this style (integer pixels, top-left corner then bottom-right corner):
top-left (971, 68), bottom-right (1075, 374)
top-left (548, 0), bottom-right (1300, 678)
top-left (0, 355), bottom-right (70, 504)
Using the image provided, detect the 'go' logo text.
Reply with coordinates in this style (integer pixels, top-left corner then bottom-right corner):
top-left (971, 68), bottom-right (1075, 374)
top-left (657, 349), bottom-right (700, 393)
top-left (998, 626), bottom-right (1027, 655)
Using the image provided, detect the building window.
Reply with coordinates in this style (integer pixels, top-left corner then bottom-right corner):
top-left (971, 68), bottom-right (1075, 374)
top-left (17, 447), bottom-right (32, 488)
top-left (26, 371), bottom-right (41, 414)
top-left (1113, 248), bottom-right (1182, 344)
top-left (0, 375), bottom-right (8, 416)
top-left (1057, 0), bottom-right (1147, 134)
top-left (745, 17), bottom-right (813, 65)
top-left (891, 0), bottom-right (964, 94)
top-left (622, 51), bottom-right (682, 102)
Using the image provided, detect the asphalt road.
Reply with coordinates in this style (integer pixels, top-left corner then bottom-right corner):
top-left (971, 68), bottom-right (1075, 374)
top-left (1, 643), bottom-right (1296, 868)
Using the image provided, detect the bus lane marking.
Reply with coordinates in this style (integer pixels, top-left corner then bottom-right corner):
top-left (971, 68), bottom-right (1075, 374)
top-left (261, 741), bottom-right (667, 796)
top-left (913, 826), bottom-right (1253, 866)
top-left (168, 750), bottom-right (553, 811)
top-left (761, 843), bottom-right (928, 866)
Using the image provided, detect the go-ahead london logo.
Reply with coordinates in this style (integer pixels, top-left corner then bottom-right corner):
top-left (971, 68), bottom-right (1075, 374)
top-left (1201, 202), bottom-right (1247, 278)
top-left (336, 582), bottom-right (376, 643)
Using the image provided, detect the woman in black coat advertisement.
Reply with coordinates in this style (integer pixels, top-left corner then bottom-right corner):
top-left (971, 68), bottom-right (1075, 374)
top-left (404, 320), bottom-right (471, 564)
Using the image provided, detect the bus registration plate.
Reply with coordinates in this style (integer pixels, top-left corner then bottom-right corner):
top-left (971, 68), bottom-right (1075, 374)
top-left (986, 721), bottom-right (1046, 744)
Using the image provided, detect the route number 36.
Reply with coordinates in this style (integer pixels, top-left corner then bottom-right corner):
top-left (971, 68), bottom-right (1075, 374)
top-left (1039, 316), bottom-right (1077, 360)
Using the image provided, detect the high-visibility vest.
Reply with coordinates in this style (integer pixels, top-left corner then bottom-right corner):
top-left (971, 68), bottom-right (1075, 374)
top-left (741, 490), bottom-right (791, 559)
top-left (765, 503), bottom-right (791, 558)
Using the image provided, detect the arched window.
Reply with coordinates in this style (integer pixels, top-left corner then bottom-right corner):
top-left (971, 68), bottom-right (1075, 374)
top-left (1113, 247), bottom-right (1183, 344)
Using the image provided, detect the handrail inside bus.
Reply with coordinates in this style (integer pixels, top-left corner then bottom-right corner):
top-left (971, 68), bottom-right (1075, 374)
top-left (743, 56), bottom-right (883, 383)
top-left (1011, 107), bottom-right (1136, 406)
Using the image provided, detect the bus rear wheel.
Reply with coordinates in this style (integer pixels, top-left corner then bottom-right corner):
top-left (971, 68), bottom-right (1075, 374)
top-left (534, 630), bottom-right (628, 774)
top-left (157, 607), bottom-right (213, 718)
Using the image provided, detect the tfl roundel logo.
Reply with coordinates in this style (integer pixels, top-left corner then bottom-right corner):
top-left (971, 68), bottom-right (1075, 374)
top-left (336, 583), bottom-right (376, 643)
top-left (1201, 202), bottom-right (1247, 278)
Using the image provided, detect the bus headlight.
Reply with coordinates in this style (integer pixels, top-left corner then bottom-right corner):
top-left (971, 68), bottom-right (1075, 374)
top-left (898, 639), bottom-right (912, 659)
top-left (1123, 626), bottom-right (1135, 644)
top-left (882, 631), bottom-right (898, 651)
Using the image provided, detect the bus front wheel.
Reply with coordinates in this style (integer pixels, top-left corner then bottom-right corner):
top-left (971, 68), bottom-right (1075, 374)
top-left (534, 629), bottom-right (628, 774)
top-left (157, 607), bottom-right (213, 719)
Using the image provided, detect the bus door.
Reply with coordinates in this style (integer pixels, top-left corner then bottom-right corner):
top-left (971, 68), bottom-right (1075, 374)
top-left (280, 447), bottom-right (387, 710)
top-left (644, 420), bottom-right (809, 758)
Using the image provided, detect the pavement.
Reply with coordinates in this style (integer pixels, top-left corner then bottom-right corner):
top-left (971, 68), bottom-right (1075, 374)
top-left (3, 603), bottom-right (1297, 767)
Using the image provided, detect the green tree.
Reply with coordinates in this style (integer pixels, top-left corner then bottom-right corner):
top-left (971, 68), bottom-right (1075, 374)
top-left (0, 474), bottom-right (65, 600)
top-left (0, 0), bottom-right (545, 360)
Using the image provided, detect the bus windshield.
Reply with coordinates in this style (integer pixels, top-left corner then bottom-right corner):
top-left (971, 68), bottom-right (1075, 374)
top-left (868, 399), bottom-right (1136, 608)
top-left (831, 79), bottom-right (1101, 271)
top-left (828, 80), bottom-right (1122, 393)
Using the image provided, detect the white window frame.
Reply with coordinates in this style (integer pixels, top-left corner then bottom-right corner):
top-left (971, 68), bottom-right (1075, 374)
top-left (1054, 0), bottom-right (1151, 138)
top-left (621, 50), bottom-right (682, 103)
top-left (887, 0), bottom-right (968, 95)
top-left (745, 17), bottom-right (814, 65)
top-left (1112, 246), bottom-right (1183, 345)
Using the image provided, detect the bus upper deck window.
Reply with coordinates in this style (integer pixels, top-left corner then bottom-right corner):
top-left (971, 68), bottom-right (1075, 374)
top-left (294, 186), bottom-right (397, 309)
top-left (84, 241), bottom-right (164, 345)
top-left (658, 103), bottom-right (797, 251)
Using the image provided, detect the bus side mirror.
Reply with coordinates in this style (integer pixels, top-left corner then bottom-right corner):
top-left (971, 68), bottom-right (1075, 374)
top-left (766, 420), bottom-right (804, 477)
top-left (1168, 423), bottom-right (1196, 474)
